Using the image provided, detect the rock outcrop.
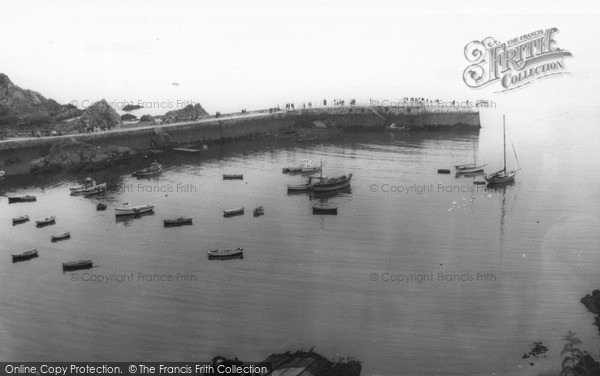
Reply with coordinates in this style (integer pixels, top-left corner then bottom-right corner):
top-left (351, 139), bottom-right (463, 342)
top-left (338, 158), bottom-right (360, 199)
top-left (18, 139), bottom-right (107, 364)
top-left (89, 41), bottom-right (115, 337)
top-left (0, 73), bottom-right (83, 127)
top-left (30, 138), bottom-right (137, 173)
top-left (139, 114), bottom-right (154, 123)
top-left (216, 349), bottom-right (361, 376)
top-left (73, 99), bottom-right (122, 130)
top-left (122, 104), bottom-right (142, 111)
top-left (164, 103), bottom-right (208, 119)
top-left (581, 290), bottom-right (600, 334)
top-left (151, 132), bottom-right (178, 149)
top-left (121, 113), bottom-right (138, 121)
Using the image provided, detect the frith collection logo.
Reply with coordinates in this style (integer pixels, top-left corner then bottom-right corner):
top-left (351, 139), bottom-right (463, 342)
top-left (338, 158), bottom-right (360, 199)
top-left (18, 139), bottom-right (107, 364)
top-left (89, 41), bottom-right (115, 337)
top-left (463, 27), bottom-right (572, 92)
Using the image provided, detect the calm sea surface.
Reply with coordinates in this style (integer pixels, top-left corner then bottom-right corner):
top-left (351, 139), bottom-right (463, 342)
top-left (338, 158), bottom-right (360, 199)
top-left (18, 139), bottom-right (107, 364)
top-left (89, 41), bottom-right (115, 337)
top-left (1, 106), bottom-right (599, 375)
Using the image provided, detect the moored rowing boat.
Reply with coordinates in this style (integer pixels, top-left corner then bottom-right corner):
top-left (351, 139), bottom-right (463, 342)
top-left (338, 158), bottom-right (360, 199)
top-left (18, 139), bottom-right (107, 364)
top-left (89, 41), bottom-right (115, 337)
top-left (36, 215), bottom-right (56, 226)
top-left (12, 249), bottom-right (38, 261)
top-left (12, 215), bottom-right (30, 224)
top-left (62, 259), bottom-right (93, 270)
top-left (51, 232), bottom-right (71, 241)
top-left (164, 217), bottom-right (193, 225)
top-left (223, 207), bottom-right (244, 217)
top-left (208, 248), bottom-right (244, 259)
top-left (8, 195), bottom-right (36, 203)
top-left (133, 162), bottom-right (162, 177)
top-left (312, 173), bottom-right (352, 192)
top-left (223, 174), bottom-right (244, 180)
top-left (115, 203), bottom-right (155, 216)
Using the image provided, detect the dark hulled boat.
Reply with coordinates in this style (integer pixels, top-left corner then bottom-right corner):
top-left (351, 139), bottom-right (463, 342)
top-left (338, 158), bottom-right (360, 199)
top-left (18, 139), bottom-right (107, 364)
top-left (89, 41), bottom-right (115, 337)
top-left (164, 217), bottom-right (193, 226)
top-left (12, 249), bottom-right (38, 262)
top-left (62, 260), bottom-right (93, 270)
top-left (208, 248), bottom-right (244, 260)
top-left (312, 173), bottom-right (352, 192)
top-left (8, 195), bottom-right (37, 203)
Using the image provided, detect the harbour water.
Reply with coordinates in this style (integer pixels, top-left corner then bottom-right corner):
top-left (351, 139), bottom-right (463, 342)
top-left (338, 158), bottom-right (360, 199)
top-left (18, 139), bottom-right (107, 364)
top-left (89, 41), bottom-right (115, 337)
top-left (1, 106), bottom-right (599, 375)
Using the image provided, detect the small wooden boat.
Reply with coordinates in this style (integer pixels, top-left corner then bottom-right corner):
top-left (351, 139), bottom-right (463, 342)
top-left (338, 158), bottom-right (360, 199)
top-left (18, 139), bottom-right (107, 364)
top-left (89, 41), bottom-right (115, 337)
top-left (164, 217), bottom-right (193, 226)
top-left (486, 169), bottom-right (516, 185)
top-left (208, 248), bottom-right (244, 259)
top-left (115, 202), bottom-right (154, 216)
top-left (62, 259), bottom-right (93, 270)
top-left (455, 165), bottom-right (486, 174)
top-left (301, 159), bottom-right (321, 173)
top-left (83, 183), bottom-right (107, 197)
top-left (8, 195), bottom-right (37, 203)
top-left (287, 180), bottom-right (316, 191)
top-left (223, 174), bottom-right (244, 180)
top-left (173, 147), bottom-right (201, 153)
top-left (96, 203), bottom-right (107, 211)
top-left (223, 207), bottom-right (244, 217)
top-left (437, 169), bottom-right (451, 174)
top-left (253, 206), bottom-right (264, 216)
top-left (70, 178), bottom-right (107, 196)
top-left (51, 232), bottom-right (71, 241)
top-left (36, 215), bottom-right (56, 226)
top-left (283, 159), bottom-right (312, 174)
top-left (133, 161), bottom-right (162, 177)
top-left (282, 166), bottom-right (302, 173)
top-left (473, 180), bottom-right (486, 185)
top-left (12, 215), bottom-right (30, 224)
top-left (455, 138), bottom-right (486, 174)
top-left (12, 249), bottom-right (38, 262)
top-left (312, 173), bottom-right (352, 192)
top-left (312, 205), bottom-right (338, 215)
top-left (385, 123), bottom-right (408, 132)
top-left (485, 116), bottom-right (519, 185)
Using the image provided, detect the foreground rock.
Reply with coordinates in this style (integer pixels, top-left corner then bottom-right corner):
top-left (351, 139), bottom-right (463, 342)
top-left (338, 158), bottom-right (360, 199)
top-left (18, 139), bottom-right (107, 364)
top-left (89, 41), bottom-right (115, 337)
top-left (213, 349), bottom-right (361, 376)
top-left (31, 138), bottom-right (137, 174)
top-left (0, 73), bottom-right (83, 127)
top-left (581, 290), bottom-right (600, 334)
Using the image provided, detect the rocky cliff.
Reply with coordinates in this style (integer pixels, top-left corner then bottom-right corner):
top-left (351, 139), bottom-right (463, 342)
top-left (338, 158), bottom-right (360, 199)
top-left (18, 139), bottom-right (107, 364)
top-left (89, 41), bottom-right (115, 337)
top-left (30, 138), bottom-right (137, 173)
top-left (74, 99), bottom-right (122, 130)
top-left (164, 103), bottom-right (208, 118)
top-left (0, 73), bottom-right (83, 127)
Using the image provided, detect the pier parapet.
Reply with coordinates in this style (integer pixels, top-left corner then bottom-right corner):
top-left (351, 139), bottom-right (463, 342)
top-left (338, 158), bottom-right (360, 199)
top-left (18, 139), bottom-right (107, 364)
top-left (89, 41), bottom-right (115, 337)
top-left (0, 106), bottom-right (480, 175)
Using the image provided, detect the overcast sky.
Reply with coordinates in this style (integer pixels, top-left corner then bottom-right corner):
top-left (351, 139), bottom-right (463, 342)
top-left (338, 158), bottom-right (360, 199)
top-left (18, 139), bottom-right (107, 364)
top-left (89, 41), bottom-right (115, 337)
top-left (0, 0), bottom-right (598, 114)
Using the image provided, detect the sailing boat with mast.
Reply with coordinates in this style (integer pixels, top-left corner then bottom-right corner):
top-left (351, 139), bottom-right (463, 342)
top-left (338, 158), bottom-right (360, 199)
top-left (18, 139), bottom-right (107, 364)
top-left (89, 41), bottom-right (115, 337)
top-left (485, 115), bottom-right (519, 185)
top-left (455, 137), bottom-right (486, 173)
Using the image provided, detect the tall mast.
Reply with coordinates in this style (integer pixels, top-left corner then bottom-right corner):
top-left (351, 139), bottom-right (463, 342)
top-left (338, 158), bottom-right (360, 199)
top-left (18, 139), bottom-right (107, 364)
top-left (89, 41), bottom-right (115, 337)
top-left (503, 115), bottom-right (506, 173)
top-left (320, 160), bottom-right (323, 179)
top-left (473, 137), bottom-right (476, 166)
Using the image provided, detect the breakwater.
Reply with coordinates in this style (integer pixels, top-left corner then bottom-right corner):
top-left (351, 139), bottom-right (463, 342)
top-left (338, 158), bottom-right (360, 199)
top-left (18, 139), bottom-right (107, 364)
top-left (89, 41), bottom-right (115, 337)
top-left (0, 106), bottom-right (479, 175)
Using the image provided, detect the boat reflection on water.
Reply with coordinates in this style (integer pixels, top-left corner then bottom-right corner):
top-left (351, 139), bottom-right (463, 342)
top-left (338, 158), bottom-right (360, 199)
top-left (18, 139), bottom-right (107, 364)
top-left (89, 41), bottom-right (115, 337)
top-left (486, 181), bottom-right (517, 244)
top-left (115, 210), bottom-right (155, 225)
top-left (485, 180), bottom-right (515, 192)
top-left (310, 186), bottom-right (352, 199)
top-left (455, 171), bottom-right (483, 178)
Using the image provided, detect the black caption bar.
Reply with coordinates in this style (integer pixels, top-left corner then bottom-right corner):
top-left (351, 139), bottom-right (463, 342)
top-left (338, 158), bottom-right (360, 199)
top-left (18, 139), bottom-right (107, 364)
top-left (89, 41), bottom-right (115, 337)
top-left (0, 363), bottom-right (272, 376)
